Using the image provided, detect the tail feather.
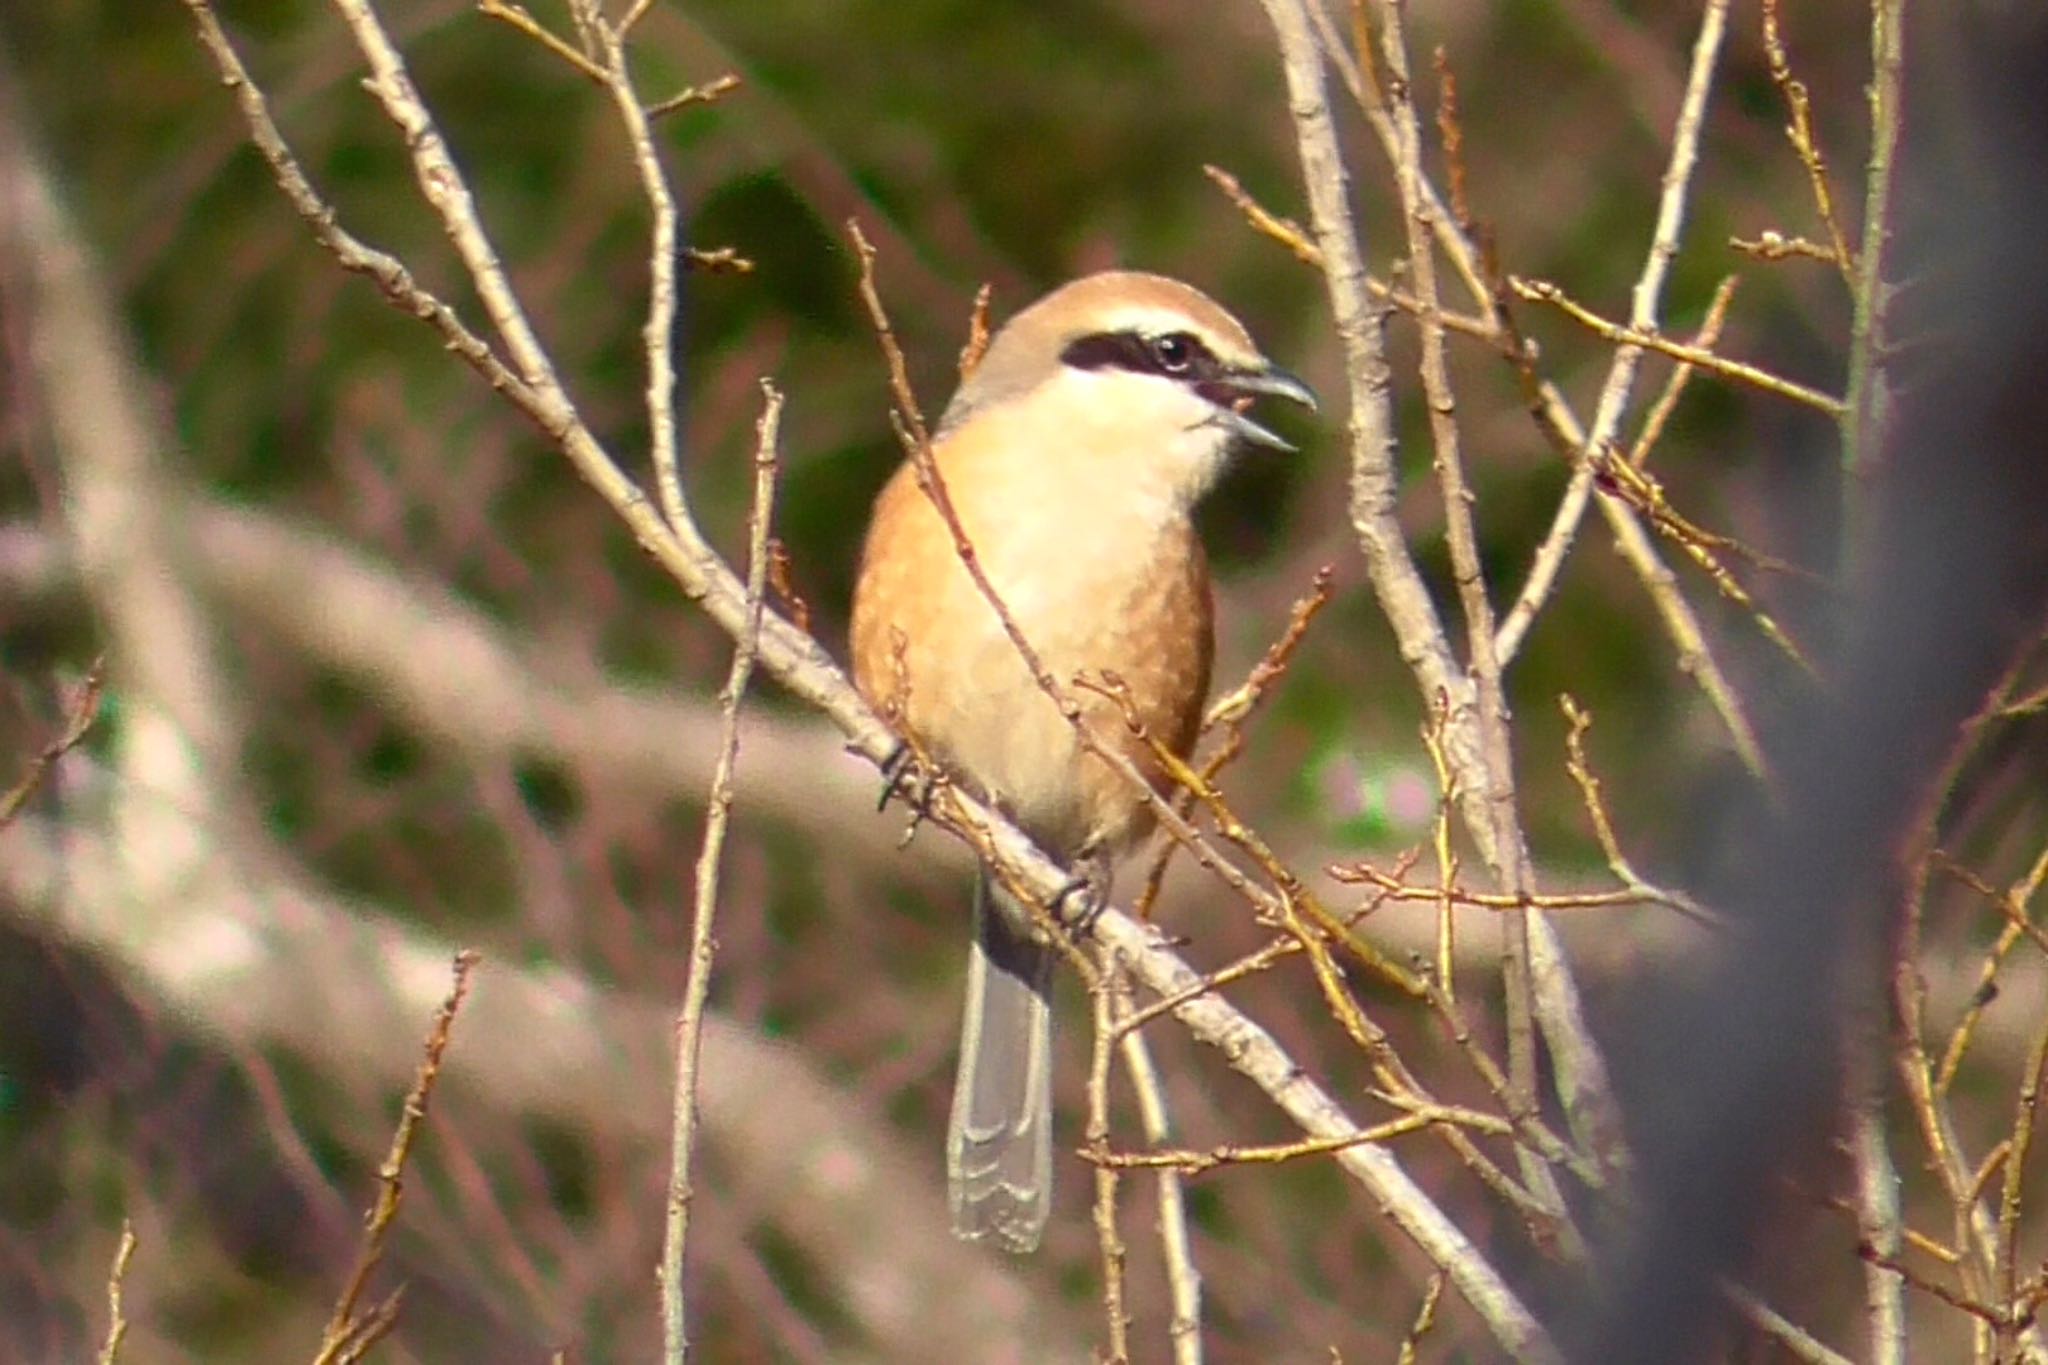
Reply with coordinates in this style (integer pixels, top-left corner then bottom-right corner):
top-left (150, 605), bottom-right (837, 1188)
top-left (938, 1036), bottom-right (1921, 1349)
top-left (948, 871), bottom-right (1056, 1253)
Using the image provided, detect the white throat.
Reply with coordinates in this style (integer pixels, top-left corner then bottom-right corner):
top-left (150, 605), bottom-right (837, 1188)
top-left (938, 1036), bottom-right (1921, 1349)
top-left (1030, 367), bottom-right (1238, 522)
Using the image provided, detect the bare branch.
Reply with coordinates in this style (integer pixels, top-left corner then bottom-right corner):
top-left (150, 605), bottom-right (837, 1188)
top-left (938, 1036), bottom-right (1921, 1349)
top-left (94, 1222), bottom-right (137, 1365)
top-left (313, 950), bottom-right (480, 1365)
top-left (1760, 0), bottom-right (1855, 281)
top-left (1113, 985), bottom-right (1203, 1365)
top-left (1254, 0), bottom-right (1619, 1190)
top-left (1087, 967), bottom-right (1133, 1365)
top-left (0, 658), bottom-right (103, 827)
top-left (1512, 276), bottom-right (1845, 417)
top-left (1841, 0), bottom-right (1907, 536)
top-left (1364, 4), bottom-right (1552, 1227)
top-left (1494, 0), bottom-right (1732, 662)
top-left (662, 385), bottom-right (783, 1365)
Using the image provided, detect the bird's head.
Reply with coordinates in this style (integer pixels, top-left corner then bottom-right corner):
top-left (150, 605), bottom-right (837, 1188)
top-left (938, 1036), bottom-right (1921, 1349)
top-left (938, 272), bottom-right (1317, 507)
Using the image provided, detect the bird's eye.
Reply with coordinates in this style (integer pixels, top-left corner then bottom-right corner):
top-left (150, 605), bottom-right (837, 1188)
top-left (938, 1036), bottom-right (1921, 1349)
top-left (1150, 332), bottom-right (1197, 374)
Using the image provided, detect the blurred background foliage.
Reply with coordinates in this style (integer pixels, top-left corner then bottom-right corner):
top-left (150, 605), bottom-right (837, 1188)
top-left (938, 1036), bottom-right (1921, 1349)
top-left (0, 0), bottom-right (1898, 1359)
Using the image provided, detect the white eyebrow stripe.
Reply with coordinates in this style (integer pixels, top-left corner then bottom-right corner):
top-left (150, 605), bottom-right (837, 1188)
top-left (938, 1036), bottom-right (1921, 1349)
top-left (1082, 308), bottom-right (1260, 366)
top-left (1089, 307), bottom-right (1203, 336)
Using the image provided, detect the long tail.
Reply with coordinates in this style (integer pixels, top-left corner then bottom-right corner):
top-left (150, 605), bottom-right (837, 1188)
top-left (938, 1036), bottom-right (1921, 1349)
top-left (948, 869), bottom-right (1056, 1253)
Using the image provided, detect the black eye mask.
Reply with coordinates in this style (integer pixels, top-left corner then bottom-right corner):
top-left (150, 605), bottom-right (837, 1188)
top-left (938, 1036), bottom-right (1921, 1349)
top-left (1061, 330), bottom-right (1282, 412)
top-left (1058, 329), bottom-right (1316, 450)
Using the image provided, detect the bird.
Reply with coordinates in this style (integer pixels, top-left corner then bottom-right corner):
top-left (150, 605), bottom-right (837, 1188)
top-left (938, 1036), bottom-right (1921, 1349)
top-left (849, 271), bottom-right (1315, 1253)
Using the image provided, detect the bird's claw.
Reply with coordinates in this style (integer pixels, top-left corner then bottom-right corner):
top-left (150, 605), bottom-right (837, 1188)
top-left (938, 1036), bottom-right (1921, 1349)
top-left (876, 739), bottom-right (940, 835)
top-left (1051, 846), bottom-right (1115, 937)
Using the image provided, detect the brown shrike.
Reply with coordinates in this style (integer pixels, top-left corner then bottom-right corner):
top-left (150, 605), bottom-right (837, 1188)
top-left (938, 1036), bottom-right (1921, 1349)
top-left (850, 272), bottom-right (1314, 1253)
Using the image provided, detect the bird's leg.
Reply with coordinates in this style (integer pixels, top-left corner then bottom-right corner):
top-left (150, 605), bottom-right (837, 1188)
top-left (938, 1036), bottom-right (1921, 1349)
top-left (874, 739), bottom-right (942, 850)
top-left (875, 739), bottom-right (932, 815)
top-left (1051, 842), bottom-right (1116, 938)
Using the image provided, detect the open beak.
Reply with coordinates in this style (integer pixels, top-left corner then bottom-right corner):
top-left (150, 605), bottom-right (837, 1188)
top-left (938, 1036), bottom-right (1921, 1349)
top-left (1212, 363), bottom-right (1318, 452)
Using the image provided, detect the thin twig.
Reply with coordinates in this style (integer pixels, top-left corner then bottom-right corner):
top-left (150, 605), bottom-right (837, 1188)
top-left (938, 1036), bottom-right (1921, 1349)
top-left (1203, 164), bottom-right (1323, 267)
top-left (1725, 1282), bottom-right (1857, 1365)
top-left (957, 283), bottom-right (995, 379)
top-left (1760, 0), bottom-right (1854, 281)
top-left (1559, 695), bottom-right (1722, 928)
top-left (95, 1221), bottom-right (137, 1365)
top-left (1395, 1273), bottom-right (1447, 1365)
top-left (1532, 387), bottom-right (1772, 782)
top-left (1494, 0), bottom-right (1733, 663)
top-left (1512, 276), bottom-right (1845, 418)
top-left (648, 73), bottom-right (742, 120)
top-left (1841, 0), bottom-right (1906, 551)
top-left (476, 0), bottom-right (607, 82)
top-left (1592, 453), bottom-right (1820, 676)
top-left (1095, 1110), bottom-right (1481, 1175)
top-left (0, 658), bottom-right (104, 827)
top-left (1109, 937), bottom-right (1301, 1042)
top-left (1999, 680), bottom-right (2048, 720)
top-left (681, 245), bottom-right (755, 273)
top-left (661, 385), bottom-right (782, 1365)
top-left (1628, 275), bottom-right (1740, 467)
top-left (1936, 918), bottom-right (2027, 1096)
top-left (178, 2), bottom-right (539, 409)
top-left (1332, 866), bottom-right (1706, 917)
top-left (1088, 961), bottom-right (1133, 1365)
top-left (1422, 692), bottom-right (1459, 1000)
top-left (1137, 564), bottom-right (1335, 919)
top-left (1114, 985), bottom-right (1203, 1365)
top-left (592, 16), bottom-right (686, 535)
top-left (617, 0), bottom-right (657, 39)
top-left (1597, 444), bottom-right (1825, 584)
top-left (1850, 1101), bottom-right (1908, 1365)
top-left (1366, 9), bottom-right (1549, 1218)
top-left (1199, 565), bottom-right (1335, 756)
top-left (1731, 230), bottom-right (1841, 265)
top-left (1859, 1247), bottom-right (2009, 1332)
top-left (313, 950), bottom-right (480, 1365)
top-left (1304, 0), bottom-right (1625, 1185)
top-left (1998, 991), bottom-right (2048, 1355)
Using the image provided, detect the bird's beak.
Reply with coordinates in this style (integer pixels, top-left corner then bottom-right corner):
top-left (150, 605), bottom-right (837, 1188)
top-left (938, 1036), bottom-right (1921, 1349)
top-left (1214, 363), bottom-right (1318, 452)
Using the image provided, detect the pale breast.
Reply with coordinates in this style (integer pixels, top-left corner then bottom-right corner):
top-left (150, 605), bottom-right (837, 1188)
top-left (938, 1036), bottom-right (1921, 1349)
top-left (850, 441), bottom-right (1213, 858)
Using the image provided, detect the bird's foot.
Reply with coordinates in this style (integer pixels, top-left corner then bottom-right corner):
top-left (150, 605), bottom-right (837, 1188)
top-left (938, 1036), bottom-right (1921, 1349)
top-left (1051, 845), bottom-right (1116, 937)
top-left (875, 740), bottom-right (941, 849)
top-left (876, 740), bottom-right (932, 814)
